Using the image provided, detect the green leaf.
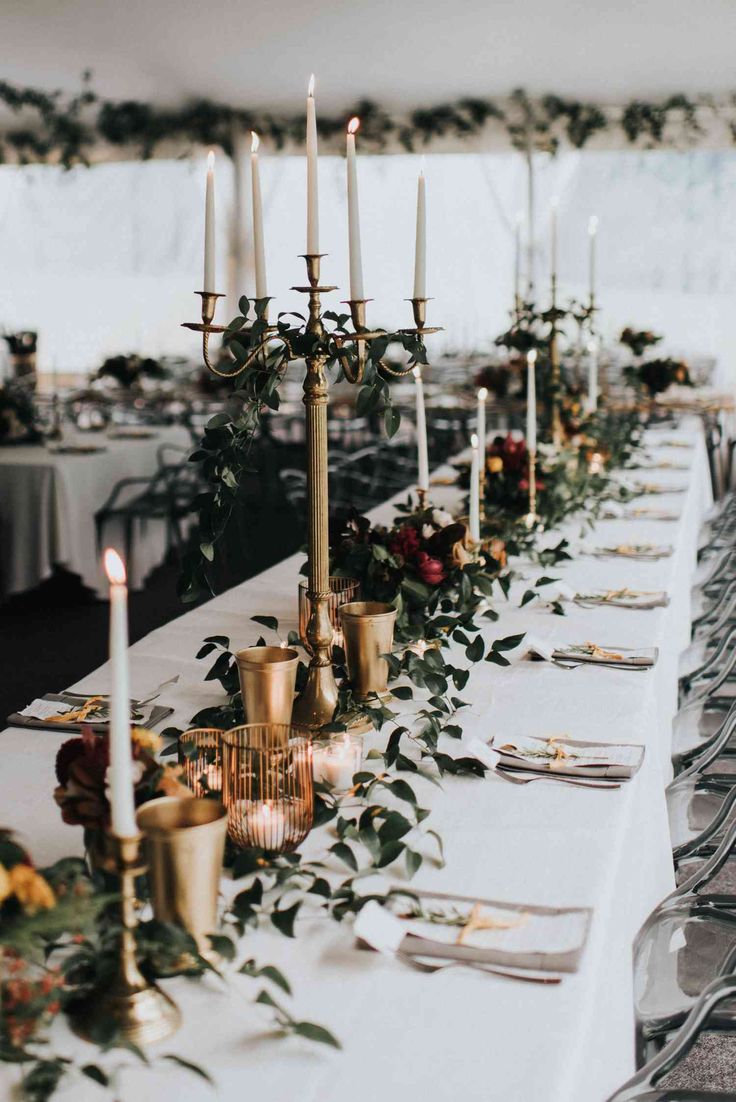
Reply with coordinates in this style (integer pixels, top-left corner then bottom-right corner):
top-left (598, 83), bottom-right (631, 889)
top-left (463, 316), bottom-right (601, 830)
top-left (292, 1021), bottom-right (341, 1049)
top-left (384, 405), bottom-right (401, 438)
top-left (492, 632), bottom-right (526, 652)
top-left (465, 635), bottom-right (484, 662)
top-left (329, 842), bottom-right (358, 871)
top-left (391, 685), bottom-right (414, 701)
top-left (251, 614), bottom-right (279, 631)
top-left (485, 650), bottom-right (511, 666)
top-left (271, 902), bottom-right (301, 938)
top-left (520, 589), bottom-right (536, 607)
top-left (163, 1055), bottom-right (214, 1085)
top-left (81, 1065), bottom-right (109, 1088)
top-left (405, 848), bottom-right (423, 878)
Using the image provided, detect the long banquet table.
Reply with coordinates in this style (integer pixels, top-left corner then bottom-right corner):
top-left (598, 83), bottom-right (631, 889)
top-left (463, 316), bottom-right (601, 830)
top-left (0, 418), bottom-right (712, 1102)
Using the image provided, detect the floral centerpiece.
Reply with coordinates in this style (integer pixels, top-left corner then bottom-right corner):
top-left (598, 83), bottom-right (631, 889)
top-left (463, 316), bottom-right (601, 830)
top-left (473, 357), bottom-right (523, 400)
top-left (625, 356), bottom-right (693, 396)
top-left (619, 327), bottom-right (663, 358)
top-left (329, 503), bottom-right (503, 641)
top-left (53, 726), bottom-right (191, 846)
top-left (0, 382), bottom-right (41, 445)
top-left (2, 331), bottom-right (38, 384)
top-left (96, 353), bottom-right (169, 390)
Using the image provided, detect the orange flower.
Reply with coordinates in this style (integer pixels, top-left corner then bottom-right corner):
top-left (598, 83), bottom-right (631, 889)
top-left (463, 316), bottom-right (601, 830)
top-left (0, 863), bottom-right (11, 906)
top-left (156, 764), bottom-right (194, 800)
top-left (8, 865), bottom-right (55, 913)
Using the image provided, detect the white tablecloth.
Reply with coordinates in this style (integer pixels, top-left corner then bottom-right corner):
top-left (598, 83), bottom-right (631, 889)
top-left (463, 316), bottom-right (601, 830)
top-left (0, 419), bottom-right (712, 1102)
top-left (0, 426), bottom-right (192, 598)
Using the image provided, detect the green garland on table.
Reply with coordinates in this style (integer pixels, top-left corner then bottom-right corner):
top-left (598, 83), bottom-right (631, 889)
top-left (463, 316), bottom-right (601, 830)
top-left (0, 74), bottom-right (724, 168)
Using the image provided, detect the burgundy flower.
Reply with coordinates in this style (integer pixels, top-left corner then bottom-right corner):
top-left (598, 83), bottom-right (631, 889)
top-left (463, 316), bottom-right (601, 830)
top-left (415, 551), bottom-right (446, 586)
top-left (390, 525), bottom-right (421, 562)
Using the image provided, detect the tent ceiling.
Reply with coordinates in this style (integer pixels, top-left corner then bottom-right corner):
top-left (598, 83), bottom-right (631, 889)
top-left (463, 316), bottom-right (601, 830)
top-left (2, 0), bottom-right (735, 113)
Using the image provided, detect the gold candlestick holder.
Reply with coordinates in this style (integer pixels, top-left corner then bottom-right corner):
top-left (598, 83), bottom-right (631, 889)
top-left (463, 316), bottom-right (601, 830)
top-left (70, 833), bottom-right (181, 1045)
top-left (524, 449), bottom-right (539, 530)
top-left (183, 256), bottom-right (441, 729)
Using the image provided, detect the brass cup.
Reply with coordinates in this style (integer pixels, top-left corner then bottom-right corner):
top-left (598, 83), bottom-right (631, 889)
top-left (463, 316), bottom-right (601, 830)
top-left (235, 646), bottom-right (299, 727)
top-left (136, 797), bottom-right (227, 962)
top-left (339, 601), bottom-right (397, 700)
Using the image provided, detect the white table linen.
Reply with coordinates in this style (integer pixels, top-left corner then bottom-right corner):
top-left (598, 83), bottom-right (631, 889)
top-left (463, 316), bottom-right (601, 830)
top-left (0, 418), bottom-right (711, 1102)
top-left (0, 426), bottom-right (192, 598)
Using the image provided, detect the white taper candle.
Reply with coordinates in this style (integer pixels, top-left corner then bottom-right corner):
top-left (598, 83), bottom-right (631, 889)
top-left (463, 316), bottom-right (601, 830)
top-left (413, 366), bottom-right (429, 492)
top-left (586, 337), bottom-right (599, 414)
top-left (469, 434), bottom-right (480, 542)
top-left (346, 117), bottom-right (364, 300)
top-left (413, 163), bottom-right (426, 299)
top-left (104, 549), bottom-right (137, 837)
top-left (526, 349), bottom-right (537, 454)
top-left (588, 215), bottom-right (598, 303)
top-left (203, 150), bottom-right (216, 292)
top-left (250, 132), bottom-right (267, 299)
top-left (477, 387), bottom-right (488, 450)
top-left (306, 75), bottom-right (319, 255)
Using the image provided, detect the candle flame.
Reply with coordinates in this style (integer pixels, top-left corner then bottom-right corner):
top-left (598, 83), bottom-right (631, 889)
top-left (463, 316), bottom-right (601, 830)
top-left (478, 387), bottom-right (488, 401)
top-left (207, 150), bottom-right (215, 171)
top-left (588, 214), bottom-right (598, 235)
top-left (251, 131), bottom-right (259, 153)
top-left (348, 116), bottom-right (360, 135)
top-left (263, 802), bottom-right (272, 819)
top-left (412, 366), bottom-right (422, 381)
top-left (308, 74), bottom-right (315, 97)
top-left (527, 349), bottom-right (538, 365)
top-left (471, 433), bottom-right (479, 449)
top-left (104, 548), bottom-right (126, 586)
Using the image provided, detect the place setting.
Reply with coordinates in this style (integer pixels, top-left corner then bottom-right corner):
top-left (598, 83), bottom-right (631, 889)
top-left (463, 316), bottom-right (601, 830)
top-left (1, 17), bottom-right (734, 1102)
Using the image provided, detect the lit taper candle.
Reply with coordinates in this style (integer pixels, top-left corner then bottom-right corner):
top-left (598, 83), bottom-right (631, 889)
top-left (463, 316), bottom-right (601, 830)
top-left (413, 161), bottom-right (426, 298)
top-left (588, 215), bottom-right (598, 304)
top-left (306, 75), bottom-right (319, 255)
top-left (346, 117), bottom-right (364, 300)
top-left (469, 433), bottom-right (480, 542)
top-left (203, 150), bottom-right (216, 293)
top-left (526, 349), bottom-right (537, 454)
top-left (412, 366), bottom-right (429, 493)
top-left (250, 133), bottom-right (267, 299)
top-left (103, 549), bottom-right (137, 837)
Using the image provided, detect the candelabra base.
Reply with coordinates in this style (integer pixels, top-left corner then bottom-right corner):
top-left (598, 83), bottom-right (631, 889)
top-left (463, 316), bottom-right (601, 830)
top-left (292, 662), bottom-right (340, 729)
top-left (70, 982), bottom-right (181, 1047)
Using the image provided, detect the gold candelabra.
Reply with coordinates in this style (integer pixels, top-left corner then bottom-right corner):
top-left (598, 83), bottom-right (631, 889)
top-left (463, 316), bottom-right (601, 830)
top-left (184, 255), bottom-right (440, 727)
top-left (71, 833), bottom-right (181, 1045)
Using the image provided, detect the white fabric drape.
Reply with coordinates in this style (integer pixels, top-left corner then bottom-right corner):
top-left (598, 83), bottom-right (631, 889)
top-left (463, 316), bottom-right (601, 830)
top-left (1, 152), bottom-right (735, 382)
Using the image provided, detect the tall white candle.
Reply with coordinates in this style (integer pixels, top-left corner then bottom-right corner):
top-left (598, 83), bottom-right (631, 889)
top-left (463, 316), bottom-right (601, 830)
top-left (469, 434), bottom-right (480, 542)
top-left (103, 549), bottom-right (137, 837)
top-left (346, 117), bottom-right (364, 300)
top-left (477, 387), bottom-right (488, 449)
top-left (526, 349), bottom-right (537, 454)
top-left (306, 75), bottom-right (319, 255)
top-left (413, 163), bottom-right (426, 299)
top-left (588, 215), bottom-right (598, 303)
top-left (203, 150), bottom-right (216, 293)
top-left (250, 132), bottom-right (267, 299)
top-left (412, 366), bottom-right (430, 493)
top-left (586, 337), bottom-right (599, 414)
top-left (550, 197), bottom-right (559, 287)
top-left (514, 210), bottom-right (522, 308)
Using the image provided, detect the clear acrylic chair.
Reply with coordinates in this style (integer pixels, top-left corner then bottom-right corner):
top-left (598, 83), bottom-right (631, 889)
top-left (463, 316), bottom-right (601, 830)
top-left (610, 974), bottom-right (736, 1100)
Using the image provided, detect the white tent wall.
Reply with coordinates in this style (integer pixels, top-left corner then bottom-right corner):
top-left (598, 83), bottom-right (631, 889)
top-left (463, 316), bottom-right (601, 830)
top-left (0, 150), bottom-right (734, 383)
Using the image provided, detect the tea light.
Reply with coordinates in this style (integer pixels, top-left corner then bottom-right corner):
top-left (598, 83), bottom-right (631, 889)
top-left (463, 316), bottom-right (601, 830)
top-left (243, 800), bottom-right (287, 850)
top-left (202, 763), bottom-right (223, 792)
top-left (312, 733), bottom-right (364, 793)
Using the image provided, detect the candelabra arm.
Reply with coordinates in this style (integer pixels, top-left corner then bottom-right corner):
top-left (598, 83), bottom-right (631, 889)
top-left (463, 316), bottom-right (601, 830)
top-left (182, 291), bottom-right (292, 378)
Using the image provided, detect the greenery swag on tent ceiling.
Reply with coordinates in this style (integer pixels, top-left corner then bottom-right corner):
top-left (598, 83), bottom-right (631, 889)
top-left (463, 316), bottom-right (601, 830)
top-left (0, 73), bottom-right (730, 167)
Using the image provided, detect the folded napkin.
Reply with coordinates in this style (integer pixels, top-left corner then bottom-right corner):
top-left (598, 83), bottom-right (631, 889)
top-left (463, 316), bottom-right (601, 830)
top-left (623, 507), bottom-right (680, 521)
top-left (583, 543), bottom-right (673, 561)
top-left (524, 637), bottom-right (658, 667)
top-left (9, 693), bottom-right (173, 732)
top-left (487, 733), bottom-right (644, 780)
top-left (574, 588), bottom-right (670, 610)
top-left (355, 894), bottom-right (591, 973)
top-left (631, 481), bottom-right (687, 496)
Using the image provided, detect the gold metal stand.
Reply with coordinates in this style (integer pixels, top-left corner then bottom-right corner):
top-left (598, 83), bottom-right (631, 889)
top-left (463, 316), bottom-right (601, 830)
top-left (70, 833), bottom-right (181, 1045)
top-left (524, 449), bottom-right (539, 530)
top-left (184, 257), bottom-right (441, 728)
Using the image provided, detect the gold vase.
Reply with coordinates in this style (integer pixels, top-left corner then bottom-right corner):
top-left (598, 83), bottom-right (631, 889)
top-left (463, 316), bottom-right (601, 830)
top-left (298, 576), bottom-right (360, 653)
top-left (222, 727), bottom-right (313, 853)
top-left (339, 601), bottom-right (397, 700)
top-left (136, 798), bottom-right (227, 962)
top-left (235, 645), bottom-right (299, 726)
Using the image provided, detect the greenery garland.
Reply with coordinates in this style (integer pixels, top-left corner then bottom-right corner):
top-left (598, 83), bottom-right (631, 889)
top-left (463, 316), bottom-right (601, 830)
top-left (0, 74), bottom-right (726, 168)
